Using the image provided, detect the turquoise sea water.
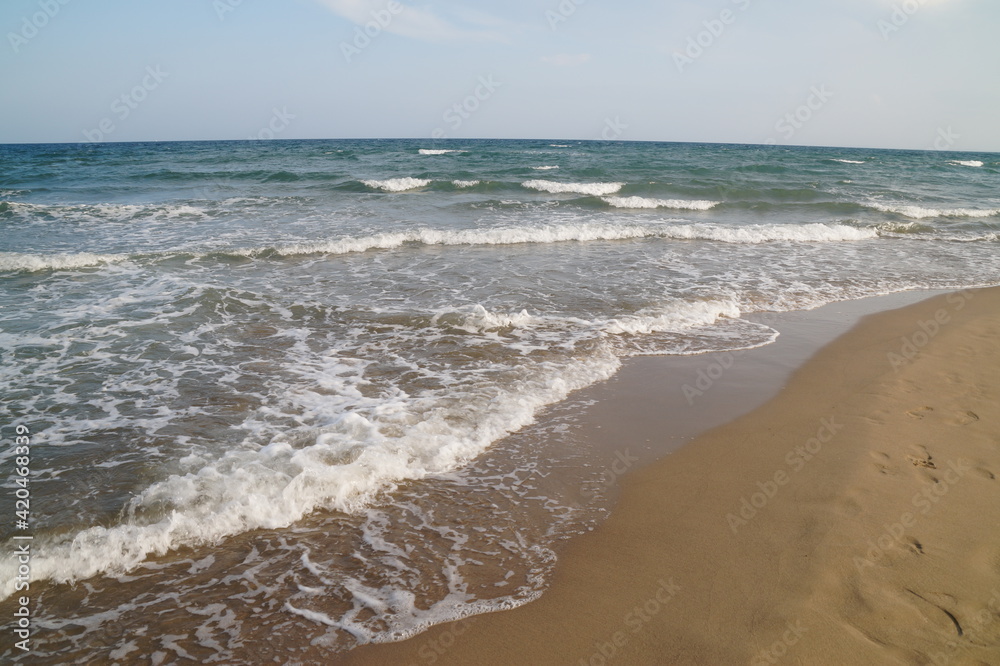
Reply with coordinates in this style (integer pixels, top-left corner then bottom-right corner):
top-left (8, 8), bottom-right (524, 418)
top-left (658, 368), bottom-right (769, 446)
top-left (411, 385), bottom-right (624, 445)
top-left (1, 139), bottom-right (998, 661)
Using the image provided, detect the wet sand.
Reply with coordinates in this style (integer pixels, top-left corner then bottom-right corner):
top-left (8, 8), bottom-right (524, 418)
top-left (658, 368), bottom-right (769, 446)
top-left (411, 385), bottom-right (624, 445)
top-left (342, 287), bottom-right (1000, 665)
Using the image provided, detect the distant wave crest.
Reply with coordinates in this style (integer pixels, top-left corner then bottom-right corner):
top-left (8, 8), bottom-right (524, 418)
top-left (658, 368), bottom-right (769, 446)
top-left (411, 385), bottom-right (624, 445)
top-left (247, 222), bottom-right (877, 257)
top-left (869, 202), bottom-right (1000, 219)
top-left (603, 196), bottom-right (719, 211)
top-left (362, 178), bottom-right (431, 192)
top-left (522, 180), bottom-right (623, 196)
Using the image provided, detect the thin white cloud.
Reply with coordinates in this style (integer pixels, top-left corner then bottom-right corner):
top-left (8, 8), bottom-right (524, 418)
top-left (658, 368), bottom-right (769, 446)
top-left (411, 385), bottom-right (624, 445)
top-left (317, 0), bottom-right (512, 42)
top-left (541, 53), bottom-right (592, 67)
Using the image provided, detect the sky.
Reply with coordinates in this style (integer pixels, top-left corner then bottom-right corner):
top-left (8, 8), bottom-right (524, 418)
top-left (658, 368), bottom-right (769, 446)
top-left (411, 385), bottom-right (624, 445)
top-left (1, 0), bottom-right (998, 150)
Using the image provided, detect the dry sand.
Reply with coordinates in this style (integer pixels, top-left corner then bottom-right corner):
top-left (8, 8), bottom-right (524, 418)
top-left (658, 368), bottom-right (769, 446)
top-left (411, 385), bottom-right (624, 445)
top-left (343, 287), bottom-right (1000, 665)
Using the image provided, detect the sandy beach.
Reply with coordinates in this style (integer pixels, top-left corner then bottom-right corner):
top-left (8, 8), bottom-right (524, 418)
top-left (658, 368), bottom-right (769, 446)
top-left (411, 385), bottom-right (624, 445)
top-left (342, 287), bottom-right (1000, 665)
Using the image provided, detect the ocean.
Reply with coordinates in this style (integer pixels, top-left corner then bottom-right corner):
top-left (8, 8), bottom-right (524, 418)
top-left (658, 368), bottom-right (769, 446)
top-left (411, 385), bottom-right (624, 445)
top-left (1, 138), bottom-right (998, 662)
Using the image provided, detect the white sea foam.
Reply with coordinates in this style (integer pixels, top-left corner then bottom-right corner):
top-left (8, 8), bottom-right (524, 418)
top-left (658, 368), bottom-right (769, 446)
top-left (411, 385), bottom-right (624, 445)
top-left (0, 222), bottom-right (877, 275)
top-left (869, 202), bottom-right (1000, 219)
top-left (4, 284), bottom-right (800, 601)
top-left (362, 178), bottom-right (431, 192)
top-left (0, 251), bottom-right (131, 272)
top-left (252, 222), bottom-right (877, 257)
top-left (522, 180), bottom-right (623, 196)
top-left (2, 201), bottom-right (208, 222)
top-left (604, 299), bottom-right (741, 335)
top-left (430, 304), bottom-right (533, 333)
top-left (452, 180), bottom-right (480, 188)
top-left (0, 341), bottom-right (621, 597)
top-left (950, 160), bottom-right (983, 167)
top-left (831, 159), bottom-right (865, 164)
top-left (287, 564), bottom-right (544, 647)
top-left (418, 149), bottom-right (461, 155)
top-left (654, 222), bottom-right (877, 243)
top-left (531, 166), bottom-right (559, 170)
top-left (603, 196), bottom-right (720, 210)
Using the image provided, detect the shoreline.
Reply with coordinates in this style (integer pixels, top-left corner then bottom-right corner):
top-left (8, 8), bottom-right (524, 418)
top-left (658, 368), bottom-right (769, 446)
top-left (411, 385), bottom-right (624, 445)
top-left (341, 286), bottom-right (1000, 665)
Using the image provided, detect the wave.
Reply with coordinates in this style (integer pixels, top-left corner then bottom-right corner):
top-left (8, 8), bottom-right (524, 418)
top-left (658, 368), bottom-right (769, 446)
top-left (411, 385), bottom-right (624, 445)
top-left (530, 166), bottom-right (559, 171)
top-left (362, 178), bottom-right (431, 192)
top-left (0, 251), bottom-right (131, 272)
top-left (869, 202), bottom-right (1000, 219)
top-left (0, 289), bottom-right (789, 598)
top-left (830, 159), bottom-right (865, 164)
top-left (873, 221), bottom-right (935, 234)
top-left (604, 299), bottom-right (741, 335)
top-left (949, 160), bottom-right (983, 168)
top-left (1, 200), bottom-right (211, 223)
top-left (452, 180), bottom-right (480, 188)
top-left (522, 180), bottom-right (623, 196)
top-left (0, 337), bottom-right (621, 597)
top-left (0, 222), bottom-right (883, 274)
top-left (603, 196), bottom-right (719, 211)
top-left (418, 149), bottom-right (462, 155)
top-left (240, 222), bottom-right (878, 256)
top-left (131, 169), bottom-right (348, 183)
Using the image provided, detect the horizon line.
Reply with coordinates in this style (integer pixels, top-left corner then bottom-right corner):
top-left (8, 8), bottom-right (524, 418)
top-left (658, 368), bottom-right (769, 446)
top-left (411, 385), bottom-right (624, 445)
top-left (0, 137), bottom-right (996, 155)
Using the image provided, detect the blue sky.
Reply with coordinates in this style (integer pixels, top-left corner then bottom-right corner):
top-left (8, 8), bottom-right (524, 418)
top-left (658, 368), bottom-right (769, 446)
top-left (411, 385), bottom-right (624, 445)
top-left (2, 0), bottom-right (998, 150)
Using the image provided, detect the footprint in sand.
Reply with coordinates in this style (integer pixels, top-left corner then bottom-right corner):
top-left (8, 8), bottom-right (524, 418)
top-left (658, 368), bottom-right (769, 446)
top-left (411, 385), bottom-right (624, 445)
top-left (905, 538), bottom-right (924, 556)
top-left (869, 451), bottom-right (895, 475)
top-left (905, 590), bottom-right (964, 638)
top-left (906, 455), bottom-right (936, 469)
top-left (906, 406), bottom-right (934, 419)
top-left (944, 410), bottom-right (980, 426)
top-left (862, 409), bottom-right (891, 426)
top-left (906, 446), bottom-right (936, 469)
top-left (972, 467), bottom-right (996, 481)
